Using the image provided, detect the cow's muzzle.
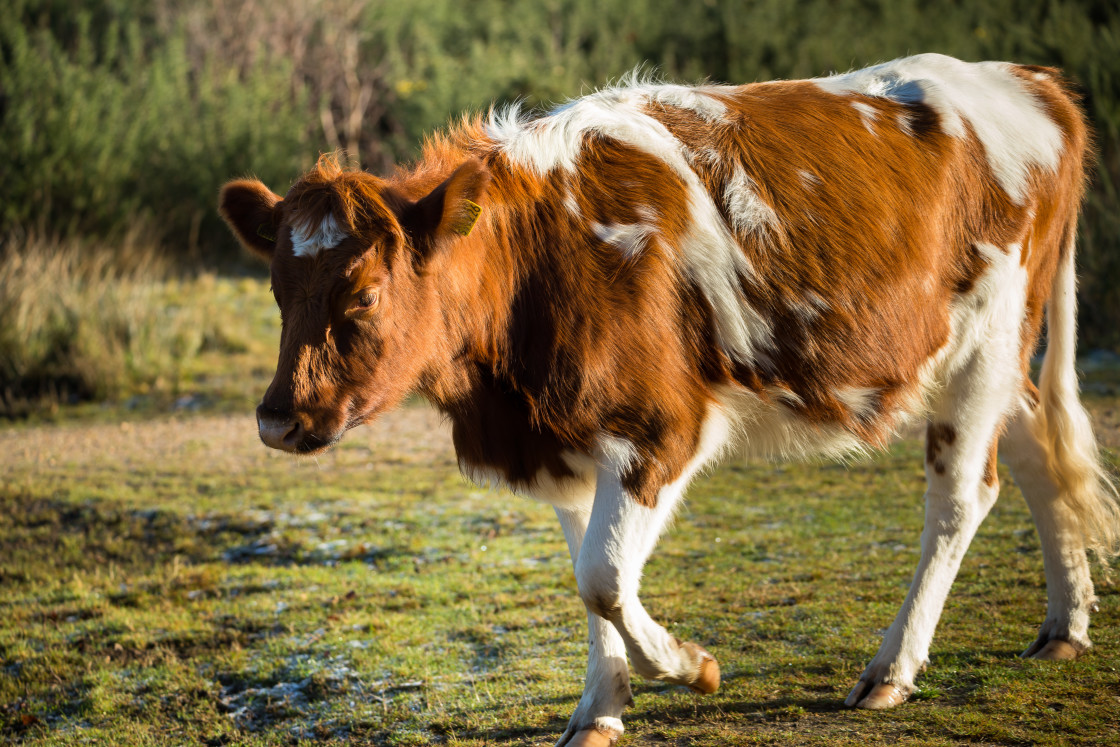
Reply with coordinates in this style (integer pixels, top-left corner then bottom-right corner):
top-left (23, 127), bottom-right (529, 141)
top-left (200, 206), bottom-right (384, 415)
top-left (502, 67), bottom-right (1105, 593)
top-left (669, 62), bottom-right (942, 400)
top-left (257, 405), bottom-right (309, 452)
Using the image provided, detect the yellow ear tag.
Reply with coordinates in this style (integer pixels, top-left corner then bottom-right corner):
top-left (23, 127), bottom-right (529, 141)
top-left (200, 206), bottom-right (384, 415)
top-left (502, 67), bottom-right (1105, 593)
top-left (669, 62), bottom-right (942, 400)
top-left (256, 223), bottom-right (277, 243)
top-left (453, 199), bottom-right (482, 237)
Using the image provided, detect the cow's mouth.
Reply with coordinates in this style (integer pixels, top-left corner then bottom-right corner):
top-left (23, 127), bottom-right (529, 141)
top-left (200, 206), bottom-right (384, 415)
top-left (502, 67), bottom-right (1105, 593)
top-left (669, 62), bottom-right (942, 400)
top-left (292, 430), bottom-right (343, 454)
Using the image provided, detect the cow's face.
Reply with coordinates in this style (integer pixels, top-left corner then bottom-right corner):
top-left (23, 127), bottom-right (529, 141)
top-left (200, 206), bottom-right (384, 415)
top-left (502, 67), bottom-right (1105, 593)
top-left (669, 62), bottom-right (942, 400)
top-left (219, 157), bottom-right (489, 453)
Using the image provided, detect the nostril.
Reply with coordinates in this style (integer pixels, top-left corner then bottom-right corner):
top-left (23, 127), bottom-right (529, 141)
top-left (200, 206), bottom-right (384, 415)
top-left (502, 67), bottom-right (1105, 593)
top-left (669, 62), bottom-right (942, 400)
top-left (280, 419), bottom-right (304, 447)
top-left (257, 407), bottom-right (305, 452)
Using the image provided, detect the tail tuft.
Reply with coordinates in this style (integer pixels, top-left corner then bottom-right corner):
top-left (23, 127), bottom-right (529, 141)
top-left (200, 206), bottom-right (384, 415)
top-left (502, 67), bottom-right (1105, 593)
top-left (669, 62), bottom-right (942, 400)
top-left (1036, 244), bottom-right (1120, 562)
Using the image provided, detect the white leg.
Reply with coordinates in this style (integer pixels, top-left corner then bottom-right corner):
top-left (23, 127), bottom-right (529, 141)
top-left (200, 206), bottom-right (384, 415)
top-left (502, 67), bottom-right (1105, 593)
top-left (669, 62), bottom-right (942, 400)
top-left (554, 502), bottom-right (633, 746)
top-left (576, 470), bottom-right (718, 688)
top-left (1001, 391), bottom-right (1096, 659)
top-left (573, 410), bottom-right (730, 699)
top-left (847, 354), bottom-right (1016, 709)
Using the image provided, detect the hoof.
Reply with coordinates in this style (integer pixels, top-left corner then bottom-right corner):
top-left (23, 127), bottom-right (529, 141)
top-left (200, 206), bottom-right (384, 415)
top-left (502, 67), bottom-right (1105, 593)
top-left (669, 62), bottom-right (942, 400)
top-left (565, 728), bottom-right (616, 747)
top-left (685, 644), bottom-right (721, 694)
top-left (1024, 638), bottom-right (1082, 661)
top-left (845, 680), bottom-right (910, 709)
top-left (557, 717), bottom-right (624, 747)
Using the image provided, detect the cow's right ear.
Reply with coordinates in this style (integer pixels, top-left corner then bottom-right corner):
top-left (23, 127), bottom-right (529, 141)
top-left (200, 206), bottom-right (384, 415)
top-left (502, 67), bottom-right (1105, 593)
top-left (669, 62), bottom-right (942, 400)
top-left (394, 159), bottom-right (490, 264)
top-left (218, 179), bottom-right (283, 261)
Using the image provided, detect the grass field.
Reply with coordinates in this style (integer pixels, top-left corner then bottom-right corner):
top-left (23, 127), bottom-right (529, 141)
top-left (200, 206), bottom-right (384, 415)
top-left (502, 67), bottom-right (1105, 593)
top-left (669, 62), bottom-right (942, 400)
top-left (2, 368), bottom-right (1119, 745)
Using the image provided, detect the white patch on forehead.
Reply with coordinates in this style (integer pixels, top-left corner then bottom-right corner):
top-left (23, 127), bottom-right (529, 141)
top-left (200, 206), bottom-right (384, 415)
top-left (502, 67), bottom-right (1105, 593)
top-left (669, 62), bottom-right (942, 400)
top-left (724, 166), bottom-right (777, 236)
top-left (815, 53), bottom-right (1063, 204)
top-left (489, 78), bottom-right (771, 362)
top-left (290, 214), bottom-right (347, 258)
top-left (592, 221), bottom-right (656, 259)
top-left (850, 101), bottom-right (879, 134)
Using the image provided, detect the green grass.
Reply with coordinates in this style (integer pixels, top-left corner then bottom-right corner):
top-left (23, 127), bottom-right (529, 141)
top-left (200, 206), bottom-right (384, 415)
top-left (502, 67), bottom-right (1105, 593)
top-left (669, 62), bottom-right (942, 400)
top-left (2, 393), bottom-right (1118, 745)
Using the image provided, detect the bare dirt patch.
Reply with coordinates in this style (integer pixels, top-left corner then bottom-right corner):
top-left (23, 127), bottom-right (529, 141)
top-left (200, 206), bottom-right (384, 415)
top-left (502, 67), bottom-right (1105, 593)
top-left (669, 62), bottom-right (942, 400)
top-left (0, 400), bottom-right (456, 477)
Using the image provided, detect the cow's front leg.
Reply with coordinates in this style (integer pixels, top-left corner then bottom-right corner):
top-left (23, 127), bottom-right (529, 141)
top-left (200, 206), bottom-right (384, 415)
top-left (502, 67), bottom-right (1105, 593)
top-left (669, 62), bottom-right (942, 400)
top-left (554, 504), bottom-right (632, 746)
top-left (577, 468), bottom-right (720, 695)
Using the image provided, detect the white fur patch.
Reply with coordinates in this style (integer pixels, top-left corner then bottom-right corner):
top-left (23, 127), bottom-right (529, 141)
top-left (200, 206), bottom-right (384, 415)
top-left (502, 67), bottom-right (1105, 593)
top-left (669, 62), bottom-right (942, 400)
top-left (290, 214), bottom-right (347, 258)
top-left (798, 170), bottom-right (822, 189)
top-left (936, 242), bottom-right (1029, 381)
top-left (595, 432), bottom-right (640, 472)
top-left (458, 450), bottom-right (598, 508)
top-left (724, 166), bottom-right (778, 236)
top-left (850, 101), bottom-right (879, 134)
top-left (815, 54), bottom-right (1063, 204)
top-left (592, 222), bottom-right (656, 259)
top-left (642, 83), bottom-right (728, 122)
top-left (718, 382), bottom-right (874, 463)
top-left (788, 291), bottom-right (830, 324)
top-left (835, 386), bottom-right (880, 420)
top-left (564, 192), bottom-right (582, 218)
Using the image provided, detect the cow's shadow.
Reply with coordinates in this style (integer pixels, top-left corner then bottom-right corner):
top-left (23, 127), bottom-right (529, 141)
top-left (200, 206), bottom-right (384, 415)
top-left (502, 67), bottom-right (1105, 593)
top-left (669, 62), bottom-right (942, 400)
top-left (453, 648), bottom-right (1044, 744)
top-left (452, 667), bottom-right (852, 744)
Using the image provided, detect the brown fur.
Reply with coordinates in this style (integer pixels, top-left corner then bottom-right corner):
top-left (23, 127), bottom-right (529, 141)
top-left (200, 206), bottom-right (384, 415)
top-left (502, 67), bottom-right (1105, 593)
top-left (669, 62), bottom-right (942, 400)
top-left (984, 441), bottom-right (1000, 488)
top-left (926, 423), bottom-right (958, 476)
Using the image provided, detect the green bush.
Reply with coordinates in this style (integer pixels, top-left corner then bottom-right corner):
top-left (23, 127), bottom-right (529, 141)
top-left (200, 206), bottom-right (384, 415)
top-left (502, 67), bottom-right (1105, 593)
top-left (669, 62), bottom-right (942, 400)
top-left (0, 0), bottom-right (314, 256)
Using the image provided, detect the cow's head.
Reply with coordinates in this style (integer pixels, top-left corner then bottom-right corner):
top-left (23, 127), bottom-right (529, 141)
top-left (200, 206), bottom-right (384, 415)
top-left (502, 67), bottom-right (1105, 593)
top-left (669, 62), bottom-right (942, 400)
top-left (219, 155), bottom-right (489, 453)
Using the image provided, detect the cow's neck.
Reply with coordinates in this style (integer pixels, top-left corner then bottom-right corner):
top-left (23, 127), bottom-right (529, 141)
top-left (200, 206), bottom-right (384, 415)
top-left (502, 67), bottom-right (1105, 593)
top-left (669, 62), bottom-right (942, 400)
top-left (408, 152), bottom-right (576, 422)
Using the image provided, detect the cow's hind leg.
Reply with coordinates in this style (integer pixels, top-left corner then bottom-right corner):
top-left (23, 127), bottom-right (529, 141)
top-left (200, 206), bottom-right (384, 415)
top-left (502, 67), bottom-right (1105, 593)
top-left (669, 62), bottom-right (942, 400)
top-left (554, 501), bottom-right (634, 747)
top-left (1001, 386), bottom-right (1096, 660)
top-left (846, 353), bottom-right (1018, 709)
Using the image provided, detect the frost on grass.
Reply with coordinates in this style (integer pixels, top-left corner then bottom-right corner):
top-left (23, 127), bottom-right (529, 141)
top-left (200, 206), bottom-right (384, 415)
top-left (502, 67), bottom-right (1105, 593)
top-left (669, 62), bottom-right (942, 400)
top-left (218, 650), bottom-right (423, 738)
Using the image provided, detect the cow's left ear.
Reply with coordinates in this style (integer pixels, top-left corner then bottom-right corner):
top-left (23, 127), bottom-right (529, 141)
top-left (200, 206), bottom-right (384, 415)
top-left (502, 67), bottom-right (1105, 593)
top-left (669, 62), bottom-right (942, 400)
top-left (397, 158), bottom-right (490, 262)
top-left (218, 179), bottom-right (283, 262)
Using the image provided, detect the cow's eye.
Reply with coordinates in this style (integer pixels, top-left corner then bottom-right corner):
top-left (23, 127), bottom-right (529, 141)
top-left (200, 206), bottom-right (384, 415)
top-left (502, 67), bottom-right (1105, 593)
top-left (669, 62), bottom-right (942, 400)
top-left (354, 289), bottom-right (379, 311)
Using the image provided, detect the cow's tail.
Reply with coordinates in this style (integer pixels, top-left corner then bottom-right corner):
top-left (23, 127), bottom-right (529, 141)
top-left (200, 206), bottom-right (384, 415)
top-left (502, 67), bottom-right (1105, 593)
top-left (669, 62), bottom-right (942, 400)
top-left (1035, 237), bottom-right (1120, 562)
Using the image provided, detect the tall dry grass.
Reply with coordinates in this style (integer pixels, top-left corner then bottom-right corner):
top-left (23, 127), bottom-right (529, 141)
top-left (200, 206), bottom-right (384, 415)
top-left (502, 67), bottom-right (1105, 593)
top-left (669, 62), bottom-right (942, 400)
top-left (0, 231), bottom-right (272, 416)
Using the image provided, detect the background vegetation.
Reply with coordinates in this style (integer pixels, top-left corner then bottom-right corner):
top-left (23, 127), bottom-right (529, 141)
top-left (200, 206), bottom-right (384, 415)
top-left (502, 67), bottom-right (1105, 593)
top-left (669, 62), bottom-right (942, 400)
top-left (2, 0), bottom-right (1120, 410)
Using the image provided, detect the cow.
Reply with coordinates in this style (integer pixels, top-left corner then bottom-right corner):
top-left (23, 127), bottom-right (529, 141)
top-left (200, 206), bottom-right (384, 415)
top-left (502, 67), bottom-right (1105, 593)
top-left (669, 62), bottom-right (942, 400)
top-left (219, 54), bottom-right (1119, 746)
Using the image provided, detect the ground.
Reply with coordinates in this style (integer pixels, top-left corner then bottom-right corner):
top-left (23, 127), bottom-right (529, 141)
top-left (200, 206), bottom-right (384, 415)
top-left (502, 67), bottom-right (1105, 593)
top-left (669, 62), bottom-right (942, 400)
top-left (1, 378), bottom-right (1119, 745)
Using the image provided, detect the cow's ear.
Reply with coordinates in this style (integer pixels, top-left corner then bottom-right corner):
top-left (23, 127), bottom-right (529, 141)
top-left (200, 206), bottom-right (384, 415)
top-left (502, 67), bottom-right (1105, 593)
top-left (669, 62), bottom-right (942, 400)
top-left (218, 179), bottom-right (283, 261)
top-left (398, 158), bottom-right (490, 262)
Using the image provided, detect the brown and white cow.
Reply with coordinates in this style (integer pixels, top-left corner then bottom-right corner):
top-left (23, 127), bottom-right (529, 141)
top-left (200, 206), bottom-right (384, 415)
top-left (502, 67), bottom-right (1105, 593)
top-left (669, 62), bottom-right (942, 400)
top-left (220, 54), bottom-right (1119, 746)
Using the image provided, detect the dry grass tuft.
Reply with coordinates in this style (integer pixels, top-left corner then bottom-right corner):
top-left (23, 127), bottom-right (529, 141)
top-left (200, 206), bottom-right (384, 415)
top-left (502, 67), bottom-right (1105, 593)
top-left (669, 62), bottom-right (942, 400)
top-left (0, 231), bottom-right (271, 417)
